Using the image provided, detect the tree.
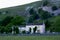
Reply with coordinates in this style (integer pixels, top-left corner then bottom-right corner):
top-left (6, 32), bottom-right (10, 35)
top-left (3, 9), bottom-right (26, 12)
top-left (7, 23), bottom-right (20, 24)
top-left (11, 16), bottom-right (25, 26)
top-left (5, 27), bottom-right (12, 34)
top-left (33, 26), bottom-right (37, 33)
top-left (28, 16), bottom-right (34, 23)
top-left (0, 26), bottom-right (5, 33)
top-left (43, 1), bottom-right (49, 6)
top-left (38, 9), bottom-right (52, 20)
top-left (0, 16), bottom-right (25, 34)
top-left (22, 30), bottom-right (26, 34)
top-left (0, 12), bottom-right (2, 14)
top-left (13, 26), bottom-right (19, 34)
top-left (52, 5), bottom-right (58, 11)
top-left (29, 28), bottom-right (31, 33)
top-left (58, 13), bottom-right (60, 15)
top-left (28, 8), bottom-right (39, 23)
top-left (29, 8), bottom-right (35, 15)
top-left (0, 16), bottom-right (13, 26)
top-left (32, 13), bottom-right (39, 20)
top-left (15, 27), bottom-right (19, 34)
top-left (51, 13), bottom-right (55, 16)
top-left (50, 16), bottom-right (60, 32)
top-left (45, 20), bottom-right (51, 31)
top-left (5, 11), bottom-right (8, 13)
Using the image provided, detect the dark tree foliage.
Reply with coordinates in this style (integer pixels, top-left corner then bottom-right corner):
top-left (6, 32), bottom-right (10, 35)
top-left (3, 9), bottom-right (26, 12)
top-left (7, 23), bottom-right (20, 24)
top-left (50, 16), bottom-right (60, 32)
top-left (58, 13), bottom-right (60, 15)
top-left (13, 27), bottom-right (19, 34)
top-left (22, 30), bottom-right (26, 34)
top-left (52, 6), bottom-right (58, 11)
top-left (0, 16), bottom-right (25, 34)
top-left (0, 26), bottom-right (12, 34)
top-left (28, 8), bottom-right (39, 23)
top-left (43, 1), bottom-right (49, 6)
top-left (32, 13), bottom-right (40, 20)
top-left (5, 11), bottom-right (8, 13)
top-left (0, 12), bottom-right (2, 14)
top-left (15, 27), bottom-right (19, 34)
top-left (45, 20), bottom-right (51, 31)
top-left (29, 28), bottom-right (31, 33)
top-left (51, 13), bottom-right (55, 16)
top-left (5, 27), bottom-right (12, 34)
top-left (28, 16), bottom-right (34, 23)
top-left (0, 16), bottom-right (13, 26)
top-left (0, 26), bottom-right (5, 33)
top-left (11, 16), bottom-right (25, 26)
top-left (29, 8), bottom-right (35, 15)
top-left (38, 9), bottom-right (52, 20)
top-left (28, 14), bottom-right (39, 23)
top-left (33, 26), bottom-right (37, 33)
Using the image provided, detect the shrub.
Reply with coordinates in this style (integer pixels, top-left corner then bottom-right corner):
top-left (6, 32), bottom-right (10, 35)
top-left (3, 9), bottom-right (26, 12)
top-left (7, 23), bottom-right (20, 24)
top-left (52, 6), bottom-right (58, 11)
top-left (43, 1), bottom-right (49, 6)
top-left (33, 26), bottom-right (37, 33)
top-left (13, 26), bottom-right (19, 34)
top-left (22, 30), bottom-right (26, 34)
top-left (29, 28), bottom-right (31, 33)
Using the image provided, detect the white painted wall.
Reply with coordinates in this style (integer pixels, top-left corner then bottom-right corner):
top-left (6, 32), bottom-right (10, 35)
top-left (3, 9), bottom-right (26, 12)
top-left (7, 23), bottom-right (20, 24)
top-left (26, 24), bottom-right (45, 34)
top-left (18, 24), bottom-right (45, 34)
top-left (26, 25), bottom-right (36, 33)
top-left (18, 27), bottom-right (26, 33)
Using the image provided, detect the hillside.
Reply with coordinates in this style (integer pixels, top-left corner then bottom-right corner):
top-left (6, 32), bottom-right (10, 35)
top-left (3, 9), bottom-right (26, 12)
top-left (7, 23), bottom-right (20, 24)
top-left (0, 1), bottom-right (42, 16)
top-left (0, 0), bottom-right (60, 33)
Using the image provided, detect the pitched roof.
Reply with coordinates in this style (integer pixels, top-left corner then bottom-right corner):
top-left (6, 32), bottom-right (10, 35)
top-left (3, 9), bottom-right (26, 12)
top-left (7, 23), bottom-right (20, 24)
top-left (26, 23), bottom-right (43, 25)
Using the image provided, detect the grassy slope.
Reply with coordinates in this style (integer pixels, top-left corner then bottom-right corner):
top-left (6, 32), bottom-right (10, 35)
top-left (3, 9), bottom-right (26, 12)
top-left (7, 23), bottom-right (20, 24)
top-left (0, 1), bottom-right (42, 20)
top-left (0, 35), bottom-right (60, 40)
top-left (0, 1), bottom-right (42, 15)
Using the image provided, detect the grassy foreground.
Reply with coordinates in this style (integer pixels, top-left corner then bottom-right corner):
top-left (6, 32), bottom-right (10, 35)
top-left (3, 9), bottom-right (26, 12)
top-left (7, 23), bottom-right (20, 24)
top-left (0, 35), bottom-right (60, 40)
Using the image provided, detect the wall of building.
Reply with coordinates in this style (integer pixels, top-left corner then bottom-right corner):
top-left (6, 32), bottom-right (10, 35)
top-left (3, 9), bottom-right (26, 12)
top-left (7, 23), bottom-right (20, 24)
top-left (18, 23), bottom-right (45, 34)
top-left (26, 24), bottom-right (45, 34)
top-left (18, 27), bottom-right (26, 33)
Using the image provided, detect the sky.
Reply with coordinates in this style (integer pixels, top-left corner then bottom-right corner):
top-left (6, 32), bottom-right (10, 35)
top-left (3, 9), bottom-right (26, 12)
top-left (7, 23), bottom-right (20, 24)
top-left (0, 0), bottom-right (42, 9)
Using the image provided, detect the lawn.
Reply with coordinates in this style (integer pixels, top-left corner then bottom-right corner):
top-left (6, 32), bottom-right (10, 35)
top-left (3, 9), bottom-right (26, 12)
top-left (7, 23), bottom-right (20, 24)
top-left (0, 35), bottom-right (60, 40)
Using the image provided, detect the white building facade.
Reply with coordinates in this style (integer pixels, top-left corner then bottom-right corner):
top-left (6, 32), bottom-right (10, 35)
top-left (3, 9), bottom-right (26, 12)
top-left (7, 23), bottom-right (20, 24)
top-left (19, 23), bottom-right (45, 34)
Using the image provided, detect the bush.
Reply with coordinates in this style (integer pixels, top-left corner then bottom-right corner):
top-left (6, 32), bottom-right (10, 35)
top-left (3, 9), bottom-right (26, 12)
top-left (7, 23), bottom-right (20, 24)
top-left (28, 8), bottom-right (39, 23)
top-left (5, 27), bottom-right (12, 34)
top-left (0, 26), bottom-right (5, 33)
top-left (52, 6), bottom-right (58, 11)
top-left (22, 30), bottom-right (26, 34)
top-left (13, 26), bottom-right (19, 34)
top-left (43, 1), bottom-right (49, 6)
top-left (38, 9), bottom-right (52, 20)
top-left (45, 20), bottom-right (51, 31)
top-left (11, 16), bottom-right (25, 26)
top-left (29, 28), bottom-right (31, 33)
top-left (0, 16), bottom-right (13, 26)
top-left (29, 8), bottom-right (35, 15)
top-left (33, 26), bottom-right (37, 33)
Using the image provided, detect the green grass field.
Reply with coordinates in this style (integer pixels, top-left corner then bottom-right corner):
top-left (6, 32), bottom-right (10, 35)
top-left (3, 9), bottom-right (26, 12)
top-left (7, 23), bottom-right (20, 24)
top-left (0, 35), bottom-right (60, 40)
